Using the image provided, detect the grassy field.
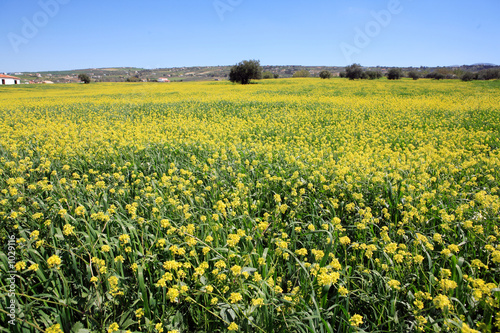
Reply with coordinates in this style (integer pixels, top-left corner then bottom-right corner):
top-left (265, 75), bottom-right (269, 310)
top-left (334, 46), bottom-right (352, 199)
top-left (1, 78), bottom-right (499, 333)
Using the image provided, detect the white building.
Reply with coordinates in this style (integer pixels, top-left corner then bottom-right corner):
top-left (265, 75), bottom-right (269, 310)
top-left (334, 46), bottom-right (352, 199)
top-left (158, 78), bottom-right (170, 82)
top-left (0, 74), bottom-right (21, 85)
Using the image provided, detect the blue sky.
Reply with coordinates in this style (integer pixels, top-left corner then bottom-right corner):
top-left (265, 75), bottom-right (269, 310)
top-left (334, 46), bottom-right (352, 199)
top-left (1, 0), bottom-right (499, 72)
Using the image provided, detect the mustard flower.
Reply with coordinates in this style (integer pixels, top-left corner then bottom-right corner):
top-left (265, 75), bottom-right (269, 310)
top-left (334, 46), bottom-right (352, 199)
top-left (15, 261), bottom-right (26, 271)
top-left (229, 292), bottom-right (243, 303)
top-left (108, 322), bottom-right (119, 333)
top-left (47, 255), bottom-right (62, 269)
top-left (350, 314), bottom-right (363, 327)
top-left (46, 324), bottom-right (63, 333)
top-left (228, 322), bottom-right (238, 331)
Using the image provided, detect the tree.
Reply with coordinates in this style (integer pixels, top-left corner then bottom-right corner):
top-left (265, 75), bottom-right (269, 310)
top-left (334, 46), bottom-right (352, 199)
top-left (126, 76), bottom-right (141, 82)
top-left (273, 73), bottom-right (279, 79)
top-left (387, 68), bottom-right (402, 80)
top-left (78, 73), bottom-right (91, 84)
top-left (477, 68), bottom-right (500, 80)
top-left (426, 72), bottom-right (445, 80)
top-left (453, 69), bottom-right (465, 77)
top-left (345, 64), bottom-right (363, 80)
top-left (229, 59), bottom-right (262, 84)
top-left (433, 73), bottom-right (445, 80)
top-left (262, 71), bottom-right (275, 79)
top-left (365, 70), bottom-right (382, 80)
top-left (293, 70), bottom-right (310, 78)
top-left (319, 70), bottom-right (332, 79)
top-left (436, 67), bottom-right (453, 79)
top-left (408, 71), bottom-right (420, 80)
top-left (461, 72), bottom-right (476, 82)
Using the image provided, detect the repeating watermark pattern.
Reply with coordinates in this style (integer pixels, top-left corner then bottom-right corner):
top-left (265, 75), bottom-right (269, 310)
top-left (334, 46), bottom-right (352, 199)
top-left (6, 234), bottom-right (18, 325)
top-left (213, 0), bottom-right (243, 21)
top-left (340, 0), bottom-right (410, 63)
top-left (8, 0), bottom-right (71, 53)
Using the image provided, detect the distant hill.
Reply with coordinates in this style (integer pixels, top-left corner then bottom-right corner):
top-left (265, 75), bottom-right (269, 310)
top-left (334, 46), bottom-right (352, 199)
top-left (4, 64), bottom-right (499, 83)
top-left (471, 63), bottom-right (497, 67)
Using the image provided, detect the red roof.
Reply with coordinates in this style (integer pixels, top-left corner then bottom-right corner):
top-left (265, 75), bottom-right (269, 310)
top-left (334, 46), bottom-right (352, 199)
top-left (0, 74), bottom-right (20, 79)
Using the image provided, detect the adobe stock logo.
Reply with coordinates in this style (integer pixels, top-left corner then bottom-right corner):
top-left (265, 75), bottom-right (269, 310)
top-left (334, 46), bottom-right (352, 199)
top-left (213, 0), bottom-right (243, 21)
top-left (8, 0), bottom-right (70, 53)
top-left (340, 0), bottom-right (410, 63)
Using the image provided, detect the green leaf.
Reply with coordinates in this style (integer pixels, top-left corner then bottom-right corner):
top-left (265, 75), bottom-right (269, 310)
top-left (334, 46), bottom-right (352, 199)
top-left (71, 321), bottom-right (91, 333)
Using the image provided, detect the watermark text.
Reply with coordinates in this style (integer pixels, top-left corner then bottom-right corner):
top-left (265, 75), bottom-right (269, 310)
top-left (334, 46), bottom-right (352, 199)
top-left (213, 0), bottom-right (243, 21)
top-left (6, 234), bottom-right (17, 325)
top-left (340, 0), bottom-right (410, 63)
top-left (8, 0), bottom-right (71, 53)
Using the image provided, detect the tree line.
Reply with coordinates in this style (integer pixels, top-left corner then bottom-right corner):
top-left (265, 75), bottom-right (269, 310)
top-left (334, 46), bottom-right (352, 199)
top-left (78, 61), bottom-right (500, 85)
top-left (228, 60), bottom-right (336, 84)
top-left (228, 61), bottom-right (500, 85)
top-left (339, 64), bottom-right (500, 82)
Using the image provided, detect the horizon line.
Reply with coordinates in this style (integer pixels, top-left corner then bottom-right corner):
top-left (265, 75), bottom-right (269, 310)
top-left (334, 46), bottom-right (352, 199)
top-left (4, 63), bottom-right (499, 74)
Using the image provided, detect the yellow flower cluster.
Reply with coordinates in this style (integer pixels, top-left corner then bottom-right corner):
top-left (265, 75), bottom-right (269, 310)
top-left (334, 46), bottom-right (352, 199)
top-left (47, 255), bottom-right (62, 269)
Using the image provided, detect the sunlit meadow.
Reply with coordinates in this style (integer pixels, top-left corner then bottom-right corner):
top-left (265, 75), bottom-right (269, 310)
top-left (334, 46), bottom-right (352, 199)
top-left (1, 78), bottom-right (499, 332)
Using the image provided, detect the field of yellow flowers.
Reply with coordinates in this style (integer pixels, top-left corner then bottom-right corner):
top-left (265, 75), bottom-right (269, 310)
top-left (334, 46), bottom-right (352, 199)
top-left (1, 78), bottom-right (499, 332)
